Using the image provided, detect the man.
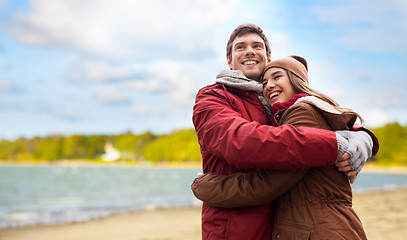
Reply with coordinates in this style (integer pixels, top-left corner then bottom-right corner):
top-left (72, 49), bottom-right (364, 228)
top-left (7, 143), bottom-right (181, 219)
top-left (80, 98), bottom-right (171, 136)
top-left (192, 24), bottom-right (378, 240)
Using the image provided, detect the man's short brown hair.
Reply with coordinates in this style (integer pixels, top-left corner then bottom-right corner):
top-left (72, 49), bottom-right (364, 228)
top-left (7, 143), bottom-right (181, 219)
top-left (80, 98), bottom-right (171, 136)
top-left (226, 24), bottom-right (271, 61)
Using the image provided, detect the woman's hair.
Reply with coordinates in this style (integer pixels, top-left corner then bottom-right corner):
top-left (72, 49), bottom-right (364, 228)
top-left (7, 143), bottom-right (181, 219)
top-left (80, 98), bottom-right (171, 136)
top-left (287, 70), bottom-right (365, 125)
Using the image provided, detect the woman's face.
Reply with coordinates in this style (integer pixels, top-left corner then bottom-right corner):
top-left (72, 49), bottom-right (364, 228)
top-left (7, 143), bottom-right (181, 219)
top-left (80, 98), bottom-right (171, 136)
top-left (262, 67), bottom-right (297, 105)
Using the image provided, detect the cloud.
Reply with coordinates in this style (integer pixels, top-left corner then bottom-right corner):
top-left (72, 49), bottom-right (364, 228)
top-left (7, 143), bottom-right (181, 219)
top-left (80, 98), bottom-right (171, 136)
top-left (129, 105), bottom-right (162, 115)
top-left (370, 84), bottom-right (406, 108)
top-left (262, 31), bottom-right (290, 59)
top-left (355, 71), bottom-right (374, 83)
top-left (0, 63), bottom-right (13, 70)
top-left (67, 60), bottom-right (135, 82)
top-left (307, 59), bottom-right (347, 92)
top-left (156, 61), bottom-right (199, 105)
top-left (96, 86), bottom-right (129, 104)
top-left (0, 81), bottom-right (13, 92)
top-left (312, 0), bottom-right (407, 53)
top-left (53, 109), bottom-right (80, 121)
top-left (0, 102), bottom-right (25, 111)
top-left (125, 60), bottom-right (206, 105)
top-left (363, 109), bottom-right (391, 128)
top-left (126, 78), bottom-right (167, 92)
top-left (8, 0), bottom-right (236, 59)
top-left (0, 80), bottom-right (23, 93)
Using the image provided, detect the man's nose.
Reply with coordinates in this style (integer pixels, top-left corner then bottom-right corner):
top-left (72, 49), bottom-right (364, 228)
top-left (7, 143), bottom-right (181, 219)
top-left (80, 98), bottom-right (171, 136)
top-left (245, 46), bottom-right (255, 56)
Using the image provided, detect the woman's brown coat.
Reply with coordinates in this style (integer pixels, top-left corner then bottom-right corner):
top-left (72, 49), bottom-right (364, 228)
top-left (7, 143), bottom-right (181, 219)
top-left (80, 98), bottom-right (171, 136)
top-left (192, 96), bottom-right (367, 240)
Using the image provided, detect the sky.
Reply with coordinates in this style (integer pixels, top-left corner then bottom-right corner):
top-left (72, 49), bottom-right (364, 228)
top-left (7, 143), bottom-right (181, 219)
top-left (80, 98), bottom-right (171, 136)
top-left (0, 0), bottom-right (406, 140)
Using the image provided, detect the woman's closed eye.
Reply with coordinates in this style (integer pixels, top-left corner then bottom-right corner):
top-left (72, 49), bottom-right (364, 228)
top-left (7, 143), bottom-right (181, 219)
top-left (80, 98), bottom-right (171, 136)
top-left (262, 80), bottom-right (268, 87)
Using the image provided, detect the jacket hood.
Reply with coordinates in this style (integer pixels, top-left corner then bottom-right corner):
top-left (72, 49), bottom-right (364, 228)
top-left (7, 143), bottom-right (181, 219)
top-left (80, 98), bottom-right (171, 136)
top-left (295, 96), bottom-right (357, 130)
top-left (295, 96), bottom-right (341, 114)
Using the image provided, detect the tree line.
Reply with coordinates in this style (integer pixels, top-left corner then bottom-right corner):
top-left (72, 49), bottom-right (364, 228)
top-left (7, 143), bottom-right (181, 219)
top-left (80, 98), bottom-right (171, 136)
top-left (0, 129), bottom-right (201, 164)
top-left (0, 123), bottom-right (405, 166)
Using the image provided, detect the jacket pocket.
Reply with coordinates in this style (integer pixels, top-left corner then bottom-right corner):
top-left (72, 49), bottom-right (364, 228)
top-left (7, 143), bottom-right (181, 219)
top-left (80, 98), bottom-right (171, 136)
top-left (225, 210), bottom-right (272, 240)
top-left (272, 219), bottom-right (312, 240)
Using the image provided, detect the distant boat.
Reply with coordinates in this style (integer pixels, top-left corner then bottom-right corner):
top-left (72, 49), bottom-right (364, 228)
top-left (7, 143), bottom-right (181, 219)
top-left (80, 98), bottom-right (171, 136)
top-left (101, 142), bottom-right (120, 161)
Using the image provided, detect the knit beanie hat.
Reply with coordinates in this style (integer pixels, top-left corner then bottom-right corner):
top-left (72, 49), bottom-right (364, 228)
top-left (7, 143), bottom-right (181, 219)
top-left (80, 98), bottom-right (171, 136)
top-left (264, 55), bottom-right (309, 84)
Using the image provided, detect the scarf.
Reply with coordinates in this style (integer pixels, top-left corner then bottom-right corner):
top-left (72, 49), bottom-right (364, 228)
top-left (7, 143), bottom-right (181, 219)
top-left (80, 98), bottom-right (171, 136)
top-left (216, 70), bottom-right (272, 117)
top-left (270, 93), bottom-right (308, 126)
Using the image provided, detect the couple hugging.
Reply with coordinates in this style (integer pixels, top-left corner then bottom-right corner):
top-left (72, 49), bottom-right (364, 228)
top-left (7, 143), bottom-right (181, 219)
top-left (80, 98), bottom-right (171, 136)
top-left (191, 24), bottom-right (378, 240)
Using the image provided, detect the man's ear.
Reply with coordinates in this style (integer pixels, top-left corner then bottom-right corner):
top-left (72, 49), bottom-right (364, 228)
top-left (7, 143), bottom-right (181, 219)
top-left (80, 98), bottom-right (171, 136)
top-left (227, 57), bottom-right (233, 69)
top-left (267, 54), bottom-right (271, 63)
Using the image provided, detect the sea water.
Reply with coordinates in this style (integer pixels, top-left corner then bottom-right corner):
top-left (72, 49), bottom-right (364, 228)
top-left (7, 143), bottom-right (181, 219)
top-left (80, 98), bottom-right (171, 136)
top-left (0, 166), bottom-right (201, 229)
top-left (0, 166), bottom-right (406, 229)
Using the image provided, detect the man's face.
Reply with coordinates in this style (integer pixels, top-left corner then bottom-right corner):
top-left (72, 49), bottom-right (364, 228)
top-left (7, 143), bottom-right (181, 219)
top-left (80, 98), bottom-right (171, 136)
top-left (227, 33), bottom-right (271, 81)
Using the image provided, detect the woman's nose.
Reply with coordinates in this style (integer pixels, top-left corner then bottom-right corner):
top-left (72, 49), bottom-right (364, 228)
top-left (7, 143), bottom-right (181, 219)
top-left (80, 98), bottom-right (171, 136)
top-left (265, 80), bottom-right (275, 89)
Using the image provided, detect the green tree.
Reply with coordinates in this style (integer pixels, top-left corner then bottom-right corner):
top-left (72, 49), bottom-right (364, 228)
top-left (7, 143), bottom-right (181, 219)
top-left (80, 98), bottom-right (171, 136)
top-left (112, 131), bottom-right (156, 160)
top-left (0, 139), bottom-right (14, 160)
top-left (372, 122), bottom-right (407, 166)
top-left (62, 135), bottom-right (84, 158)
top-left (143, 129), bottom-right (201, 163)
top-left (33, 136), bottom-right (64, 160)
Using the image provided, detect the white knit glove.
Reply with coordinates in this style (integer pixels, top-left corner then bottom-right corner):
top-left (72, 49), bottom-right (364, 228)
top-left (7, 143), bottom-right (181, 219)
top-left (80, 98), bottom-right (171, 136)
top-left (335, 130), bottom-right (373, 173)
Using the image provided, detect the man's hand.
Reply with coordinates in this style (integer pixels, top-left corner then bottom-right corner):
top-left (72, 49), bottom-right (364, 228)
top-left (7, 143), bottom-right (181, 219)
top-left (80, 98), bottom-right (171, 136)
top-left (335, 152), bottom-right (352, 172)
top-left (335, 153), bottom-right (358, 184)
top-left (335, 130), bottom-right (373, 172)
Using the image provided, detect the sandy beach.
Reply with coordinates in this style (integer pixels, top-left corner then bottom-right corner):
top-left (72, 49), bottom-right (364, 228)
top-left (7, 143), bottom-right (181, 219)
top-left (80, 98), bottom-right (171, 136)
top-left (0, 188), bottom-right (406, 240)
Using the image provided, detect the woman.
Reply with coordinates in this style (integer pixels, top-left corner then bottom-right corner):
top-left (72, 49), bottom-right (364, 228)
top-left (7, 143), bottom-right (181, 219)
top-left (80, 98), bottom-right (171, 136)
top-left (191, 56), bottom-right (368, 239)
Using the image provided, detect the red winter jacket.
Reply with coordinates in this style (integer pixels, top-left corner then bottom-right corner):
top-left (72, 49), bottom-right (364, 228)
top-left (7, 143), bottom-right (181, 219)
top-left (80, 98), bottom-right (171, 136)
top-left (192, 83), bottom-right (339, 240)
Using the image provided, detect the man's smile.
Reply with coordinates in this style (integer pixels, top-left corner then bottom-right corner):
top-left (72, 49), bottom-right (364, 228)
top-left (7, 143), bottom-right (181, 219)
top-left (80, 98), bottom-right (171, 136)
top-left (242, 60), bottom-right (258, 65)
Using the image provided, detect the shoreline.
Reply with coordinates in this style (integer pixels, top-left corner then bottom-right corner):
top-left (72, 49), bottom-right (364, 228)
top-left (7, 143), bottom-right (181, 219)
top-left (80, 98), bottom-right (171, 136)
top-left (357, 164), bottom-right (407, 174)
top-left (1, 161), bottom-right (407, 174)
top-left (0, 160), bottom-right (203, 169)
top-left (1, 188), bottom-right (407, 240)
